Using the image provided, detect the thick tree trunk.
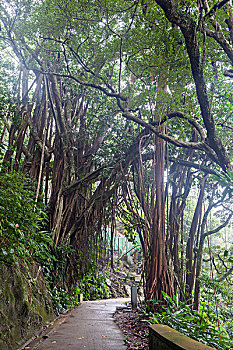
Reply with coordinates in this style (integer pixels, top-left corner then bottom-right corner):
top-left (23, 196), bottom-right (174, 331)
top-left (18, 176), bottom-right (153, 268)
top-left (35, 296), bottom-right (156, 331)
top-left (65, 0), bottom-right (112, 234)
top-left (145, 132), bottom-right (173, 308)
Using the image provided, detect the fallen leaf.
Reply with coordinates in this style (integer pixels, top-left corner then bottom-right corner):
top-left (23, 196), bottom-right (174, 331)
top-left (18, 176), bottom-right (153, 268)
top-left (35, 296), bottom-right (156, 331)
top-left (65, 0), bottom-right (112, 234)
top-left (102, 335), bottom-right (107, 338)
top-left (51, 341), bottom-right (56, 343)
top-left (76, 337), bottom-right (84, 340)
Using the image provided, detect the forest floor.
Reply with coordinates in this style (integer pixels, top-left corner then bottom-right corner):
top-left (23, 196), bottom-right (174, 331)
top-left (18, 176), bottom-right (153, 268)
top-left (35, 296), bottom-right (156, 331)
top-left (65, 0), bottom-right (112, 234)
top-left (114, 307), bottom-right (149, 350)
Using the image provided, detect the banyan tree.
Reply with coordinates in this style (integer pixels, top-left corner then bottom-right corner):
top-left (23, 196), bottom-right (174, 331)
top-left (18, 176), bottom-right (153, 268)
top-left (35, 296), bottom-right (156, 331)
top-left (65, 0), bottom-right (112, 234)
top-left (1, 0), bottom-right (233, 308)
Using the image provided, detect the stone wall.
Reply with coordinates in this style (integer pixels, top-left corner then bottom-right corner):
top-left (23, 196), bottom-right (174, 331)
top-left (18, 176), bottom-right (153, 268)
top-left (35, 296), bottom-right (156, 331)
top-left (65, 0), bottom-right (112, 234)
top-left (0, 261), bottom-right (54, 350)
top-left (149, 324), bottom-right (216, 350)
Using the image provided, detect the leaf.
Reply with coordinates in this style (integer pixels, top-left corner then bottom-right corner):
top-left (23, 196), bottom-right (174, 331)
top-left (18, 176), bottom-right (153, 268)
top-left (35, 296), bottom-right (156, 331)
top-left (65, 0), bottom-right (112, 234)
top-left (224, 250), bottom-right (228, 257)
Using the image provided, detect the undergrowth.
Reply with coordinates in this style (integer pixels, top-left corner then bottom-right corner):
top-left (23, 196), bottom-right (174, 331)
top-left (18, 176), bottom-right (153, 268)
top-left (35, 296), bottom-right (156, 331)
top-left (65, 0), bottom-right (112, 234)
top-left (0, 170), bottom-right (77, 314)
top-left (76, 259), bottom-right (110, 301)
top-left (148, 291), bottom-right (233, 350)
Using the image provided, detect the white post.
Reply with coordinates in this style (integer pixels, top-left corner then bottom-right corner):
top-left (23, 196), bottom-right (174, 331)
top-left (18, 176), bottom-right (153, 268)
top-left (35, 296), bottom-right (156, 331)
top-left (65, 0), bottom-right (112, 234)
top-left (79, 293), bottom-right (83, 303)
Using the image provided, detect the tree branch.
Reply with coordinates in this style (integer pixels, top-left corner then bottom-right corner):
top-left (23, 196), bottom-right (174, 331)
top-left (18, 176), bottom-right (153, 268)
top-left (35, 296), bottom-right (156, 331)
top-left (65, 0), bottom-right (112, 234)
top-left (203, 211), bottom-right (233, 239)
top-left (217, 265), bottom-right (233, 282)
top-left (141, 152), bottom-right (218, 175)
top-left (204, 0), bottom-right (230, 19)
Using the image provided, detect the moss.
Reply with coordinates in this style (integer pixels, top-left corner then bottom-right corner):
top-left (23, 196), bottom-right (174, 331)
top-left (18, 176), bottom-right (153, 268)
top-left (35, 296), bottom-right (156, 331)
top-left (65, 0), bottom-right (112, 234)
top-left (0, 262), bottom-right (55, 350)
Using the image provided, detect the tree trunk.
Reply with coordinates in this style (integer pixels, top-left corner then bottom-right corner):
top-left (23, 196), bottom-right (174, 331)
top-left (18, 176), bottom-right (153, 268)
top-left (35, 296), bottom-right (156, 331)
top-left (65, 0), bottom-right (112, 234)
top-left (145, 131), bottom-right (173, 308)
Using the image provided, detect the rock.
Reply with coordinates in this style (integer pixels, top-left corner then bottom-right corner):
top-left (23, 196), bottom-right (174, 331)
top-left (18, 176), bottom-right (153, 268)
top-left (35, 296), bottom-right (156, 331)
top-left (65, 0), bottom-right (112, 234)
top-left (124, 285), bottom-right (131, 296)
top-left (105, 278), bottom-right (111, 287)
top-left (0, 261), bottom-right (54, 350)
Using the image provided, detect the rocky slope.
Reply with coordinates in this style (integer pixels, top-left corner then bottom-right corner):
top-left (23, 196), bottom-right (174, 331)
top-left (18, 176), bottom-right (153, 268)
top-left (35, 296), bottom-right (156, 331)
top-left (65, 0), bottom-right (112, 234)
top-left (0, 260), bottom-right (54, 350)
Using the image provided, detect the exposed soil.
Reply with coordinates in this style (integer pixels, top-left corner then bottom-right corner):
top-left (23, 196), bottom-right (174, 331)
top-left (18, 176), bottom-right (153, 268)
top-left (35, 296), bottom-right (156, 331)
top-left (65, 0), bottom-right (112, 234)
top-left (106, 264), bottom-right (142, 298)
top-left (114, 307), bottom-right (149, 350)
top-left (106, 268), bottom-right (131, 297)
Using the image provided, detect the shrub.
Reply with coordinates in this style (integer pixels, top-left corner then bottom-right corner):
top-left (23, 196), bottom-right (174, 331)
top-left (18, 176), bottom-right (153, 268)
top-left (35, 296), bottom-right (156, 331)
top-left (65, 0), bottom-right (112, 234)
top-left (148, 292), bottom-right (233, 350)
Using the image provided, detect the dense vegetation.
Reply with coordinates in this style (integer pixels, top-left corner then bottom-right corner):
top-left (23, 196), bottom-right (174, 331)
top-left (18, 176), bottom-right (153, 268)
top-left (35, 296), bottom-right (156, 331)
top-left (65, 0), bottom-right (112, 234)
top-left (1, 0), bottom-right (233, 348)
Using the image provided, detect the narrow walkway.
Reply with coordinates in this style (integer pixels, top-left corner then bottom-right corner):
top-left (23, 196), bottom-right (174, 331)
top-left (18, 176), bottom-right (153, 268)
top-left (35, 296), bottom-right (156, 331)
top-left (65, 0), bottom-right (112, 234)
top-left (28, 298), bottom-right (129, 350)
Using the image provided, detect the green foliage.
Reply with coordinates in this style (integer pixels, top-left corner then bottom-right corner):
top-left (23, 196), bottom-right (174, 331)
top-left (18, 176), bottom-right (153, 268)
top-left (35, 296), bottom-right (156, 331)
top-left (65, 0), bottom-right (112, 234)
top-left (49, 286), bottom-right (76, 315)
top-left (0, 170), bottom-right (77, 313)
top-left (148, 292), bottom-right (233, 350)
top-left (199, 274), bottom-right (233, 336)
top-left (42, 243), bottom-right (77, 314)
top-left (76, 262), bottom-right (110, 301)
top-left (42, 243), bottom-right (75, 285)
top-left (0, 170), bottom-right (51, 264)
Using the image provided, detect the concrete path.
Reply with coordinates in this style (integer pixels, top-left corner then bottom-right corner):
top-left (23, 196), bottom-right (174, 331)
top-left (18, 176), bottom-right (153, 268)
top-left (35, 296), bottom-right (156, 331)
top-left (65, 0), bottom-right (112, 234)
top-left (28, 298), bottom-right (129, 350)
